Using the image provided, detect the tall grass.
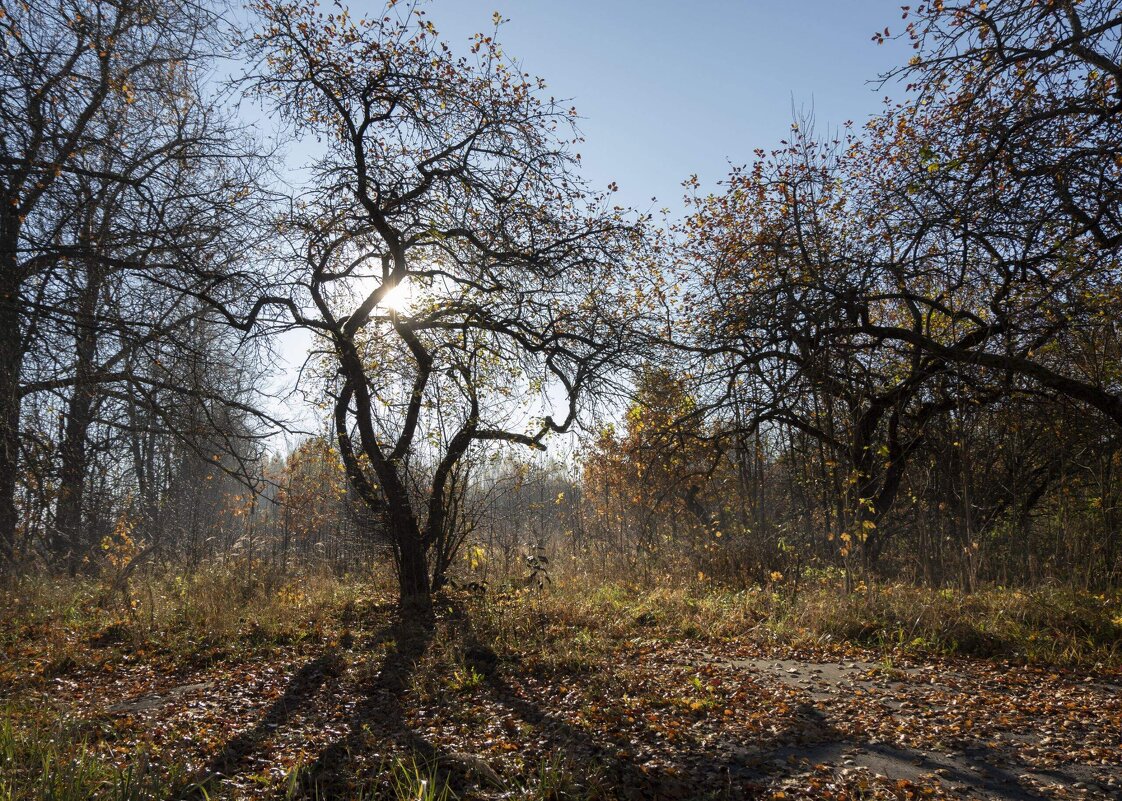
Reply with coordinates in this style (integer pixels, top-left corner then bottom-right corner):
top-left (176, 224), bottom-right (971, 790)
top-left (0, 562), bottom-right (381, 662)
top-left (5, 560), bottom-right (1122, 672)
top-left (503, 571), bottom-right (1122, 667)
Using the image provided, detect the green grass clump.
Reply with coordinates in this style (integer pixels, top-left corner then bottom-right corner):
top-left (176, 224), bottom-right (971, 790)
top-left (0, 708), bottom-right (187, 801)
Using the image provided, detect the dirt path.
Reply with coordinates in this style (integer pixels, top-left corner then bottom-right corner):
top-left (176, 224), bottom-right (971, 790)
top-left (703, 652), bottom-right (1122, 800)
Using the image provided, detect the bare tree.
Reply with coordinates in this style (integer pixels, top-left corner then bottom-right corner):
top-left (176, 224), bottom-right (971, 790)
top-left (248, 1), bottom-right (645, 606)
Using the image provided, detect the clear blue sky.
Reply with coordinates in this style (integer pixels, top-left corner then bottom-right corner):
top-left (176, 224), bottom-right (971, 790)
top-left (417, 1), bottom-right (913, 212)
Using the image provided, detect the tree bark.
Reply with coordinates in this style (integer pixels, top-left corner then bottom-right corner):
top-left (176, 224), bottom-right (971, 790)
top-left (396, 521), bottom-right (431, 607)
top-left (0, 220), bottom-right (23, 568)
top-left (54, 266), bottom-right (101, 573)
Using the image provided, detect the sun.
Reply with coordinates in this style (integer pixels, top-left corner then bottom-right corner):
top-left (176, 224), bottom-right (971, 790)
top-left (380, 280), bottom-right (411, 313)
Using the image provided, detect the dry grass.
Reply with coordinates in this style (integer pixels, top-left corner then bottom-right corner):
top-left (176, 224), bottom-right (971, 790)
top-left (1, 563), bottom-right (1120, 799)
top-left (3, 563), bottom-right (1119, 688)
top-left (521, 569), bottom-right (1122, 667)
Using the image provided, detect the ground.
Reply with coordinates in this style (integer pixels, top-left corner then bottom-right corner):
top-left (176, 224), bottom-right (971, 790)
top-left (1, 574), bottom-right (1120, 800)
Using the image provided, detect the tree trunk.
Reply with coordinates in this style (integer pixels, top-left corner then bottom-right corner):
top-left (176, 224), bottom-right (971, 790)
top-left (54, 267), bottom-right (101, 574)
top-left (0, 222), bottom-right (22, 568)
top-left (55, 390), bottom-right (95, 574)
top-left (395, 517), bottom-right (431, 607)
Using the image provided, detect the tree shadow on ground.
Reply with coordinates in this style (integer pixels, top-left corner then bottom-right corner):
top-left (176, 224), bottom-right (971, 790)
top-left (169, 605), bottom-right (1101, 801)
top-left (455, 617), bottom-right (732, 800)
top-left (481, 673), bottom-right (1071, 801)
top-left (732, 701), bottom-right (1057, 801)
top-left (168, 601), bottom-right (484, 800)
top-left (171, 650), bottom-right (345, 799)
top-left (482, 669), bottom-right (715, 800)
top-left (471, 611), bottom-right (1085, 801)
top-left (295, 605), bottom-right (448, 797)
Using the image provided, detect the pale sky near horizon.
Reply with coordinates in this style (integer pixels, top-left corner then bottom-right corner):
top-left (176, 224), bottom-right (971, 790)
top-left (265, 1), bottom-right (916, 444)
